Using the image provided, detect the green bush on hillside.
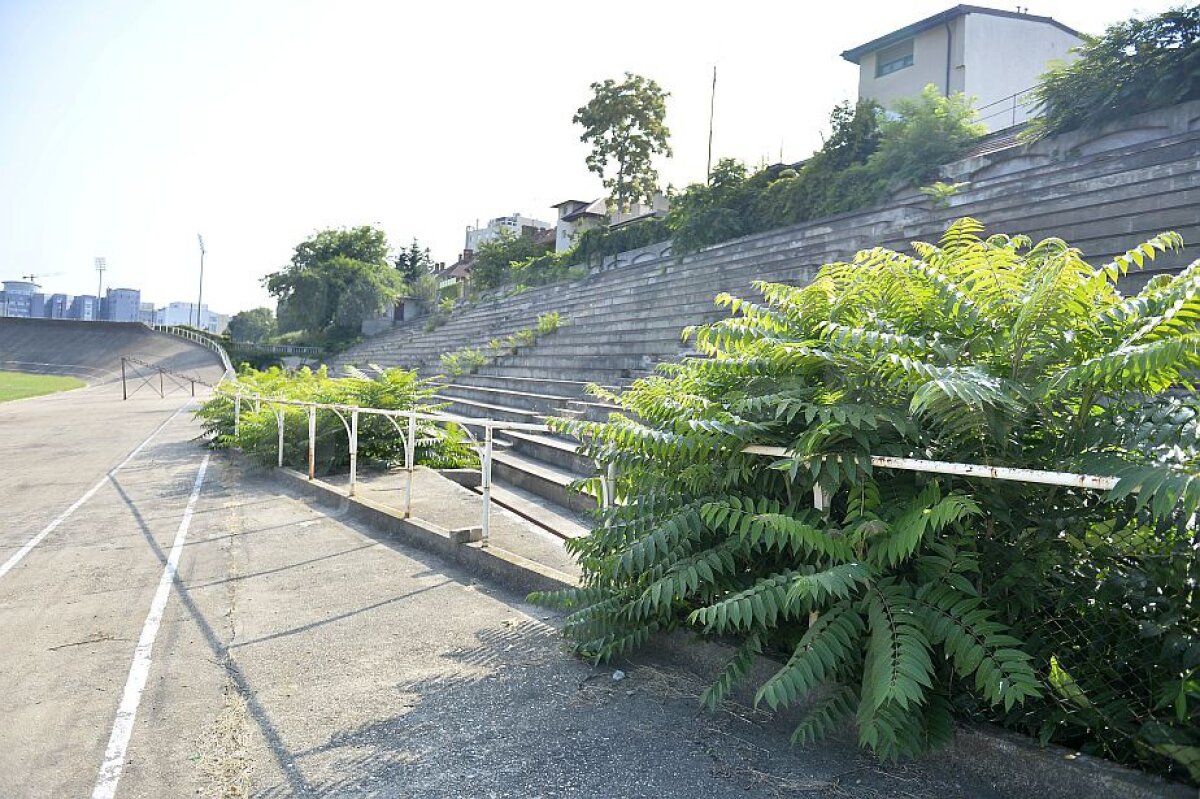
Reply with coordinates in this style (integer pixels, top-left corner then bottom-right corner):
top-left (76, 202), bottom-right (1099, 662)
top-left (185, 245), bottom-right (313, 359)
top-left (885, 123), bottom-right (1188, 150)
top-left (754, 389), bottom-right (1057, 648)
top-left (1027, 6), bottom-right (1200, 141)
top-left (536, 219), bottom-right (1200, 782)
top-left (671, 89), bottom-right (983, 254)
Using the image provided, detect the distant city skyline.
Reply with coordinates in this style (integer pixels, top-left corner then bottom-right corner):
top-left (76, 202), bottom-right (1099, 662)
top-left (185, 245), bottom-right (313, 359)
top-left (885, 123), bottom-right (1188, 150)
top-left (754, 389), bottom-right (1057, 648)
top-left (0, 1), bottom-right (1176, 315)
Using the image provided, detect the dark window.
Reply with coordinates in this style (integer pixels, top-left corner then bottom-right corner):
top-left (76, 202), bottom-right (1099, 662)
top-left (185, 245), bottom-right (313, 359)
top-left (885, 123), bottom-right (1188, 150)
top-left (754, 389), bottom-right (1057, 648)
top-left (875, 39), bottom-right (914, 77)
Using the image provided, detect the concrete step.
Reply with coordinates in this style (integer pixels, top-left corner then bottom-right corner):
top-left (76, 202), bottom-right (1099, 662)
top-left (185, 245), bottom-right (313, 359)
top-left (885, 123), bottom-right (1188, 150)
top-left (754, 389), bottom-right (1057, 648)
top-left (452, 373), bottom-right (615, 396)
top-left (498, 430), bottom-right (596, 475)
top-left (435, 394), bottom-right (550, 425)
top-left (442, 383), bottom-right (579, 415)
top-left (490, 450), bottom-right (596, 514)
top-left (471, 482), bottom-right (591, 540)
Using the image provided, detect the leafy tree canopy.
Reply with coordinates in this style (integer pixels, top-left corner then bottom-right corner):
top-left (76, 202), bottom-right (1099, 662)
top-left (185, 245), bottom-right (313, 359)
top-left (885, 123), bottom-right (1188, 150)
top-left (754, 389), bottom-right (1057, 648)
top-left (1028, 5), bottom-right (1200, 141)
top-left (264, 226), bottom-right (403, 337)
top-left (574, 72), bottom-right (672, 212)
top-left (226, 307), bottom-right (276, 343)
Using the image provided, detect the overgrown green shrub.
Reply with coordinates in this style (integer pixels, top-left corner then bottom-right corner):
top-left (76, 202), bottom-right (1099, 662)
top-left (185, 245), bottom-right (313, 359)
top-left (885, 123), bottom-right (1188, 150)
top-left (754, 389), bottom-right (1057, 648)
top-left (866, 86), bottom-right (984, 185)
top-left (572, 218), bottom-right (670, 266)
top-left (536, 312), bottom-right (562, 334)
top-left (1026, 6), bottom-right (1200, 141)
top-left (472, 230), bottom-right (555, 290)
top-left (538, 219), bottom-right (1199, 782)
top-left (440, 348), bottom-right (487, 377)
top-left (196, 365), bottom-right (475, 473)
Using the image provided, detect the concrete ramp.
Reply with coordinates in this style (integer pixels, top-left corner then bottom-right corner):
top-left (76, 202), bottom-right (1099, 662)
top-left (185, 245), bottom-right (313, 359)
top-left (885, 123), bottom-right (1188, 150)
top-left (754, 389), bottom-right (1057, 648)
top-left (0, 318), bottom-right (225, 384)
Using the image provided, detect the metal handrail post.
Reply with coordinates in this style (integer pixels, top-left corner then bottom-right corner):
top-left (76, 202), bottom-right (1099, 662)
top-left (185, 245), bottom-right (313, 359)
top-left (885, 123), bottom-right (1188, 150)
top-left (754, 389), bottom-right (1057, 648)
top-left (233, 393), bottom-right (241, 437)
top-left (308, 405), bottom-right (316, 480)
top-left (404, 411), bottom-right (416, 517)
top-left (121, 358), bottom-right (128, 401)
top-left (480, 426), bottom-right (494, 547)
top-left (276, 407), bottom-right (284, 468)
top-left (348, 409), bottom-right (359, 497)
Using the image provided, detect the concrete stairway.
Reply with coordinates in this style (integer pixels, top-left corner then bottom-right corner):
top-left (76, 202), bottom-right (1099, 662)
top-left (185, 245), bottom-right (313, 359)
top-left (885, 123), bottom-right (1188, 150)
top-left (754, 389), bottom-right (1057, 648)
top-left (329, 119), bottom-right (1200, 537)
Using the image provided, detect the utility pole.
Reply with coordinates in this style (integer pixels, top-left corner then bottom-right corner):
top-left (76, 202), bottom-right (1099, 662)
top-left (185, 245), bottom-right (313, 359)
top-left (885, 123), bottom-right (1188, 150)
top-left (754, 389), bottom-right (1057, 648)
top-left (706, 65), bottom-right (717, 184)
top-left (94, 257), bottom-right (106, 322)
top-left (195, 234), bottom-right (206, 329)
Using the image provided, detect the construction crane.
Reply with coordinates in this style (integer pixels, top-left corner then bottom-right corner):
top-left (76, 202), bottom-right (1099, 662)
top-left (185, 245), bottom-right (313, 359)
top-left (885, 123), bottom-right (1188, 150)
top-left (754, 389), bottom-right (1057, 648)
top-left (21, 272), bottom-right (64, 287)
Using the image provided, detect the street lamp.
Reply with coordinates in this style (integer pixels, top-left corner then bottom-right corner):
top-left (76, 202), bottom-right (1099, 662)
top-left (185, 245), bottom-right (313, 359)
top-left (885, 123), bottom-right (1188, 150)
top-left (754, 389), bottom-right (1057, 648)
top-left (94, 257), bottom-right (106, 322)
top-left (195, 234), bottom-right (206, 329)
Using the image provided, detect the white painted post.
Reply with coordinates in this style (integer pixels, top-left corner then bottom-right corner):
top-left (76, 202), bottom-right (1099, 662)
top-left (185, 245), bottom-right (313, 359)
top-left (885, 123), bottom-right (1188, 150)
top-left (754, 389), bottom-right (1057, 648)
top-left (480, 426), bottom-right (494, 547)
top-left (603, 461), bottom-right (617, 508)
top-left (307, 405), bottom-right (316, 480)
top-left (276, 407), bottom-right (284, 469)
top-left (233, 393), bottom-right (241, 437)
top-left (404, 411), bottom-right (416, 518)
top-left (810, 480), bottom-right (829, 627)
top-left (348, 409), bottom-right (359, 497)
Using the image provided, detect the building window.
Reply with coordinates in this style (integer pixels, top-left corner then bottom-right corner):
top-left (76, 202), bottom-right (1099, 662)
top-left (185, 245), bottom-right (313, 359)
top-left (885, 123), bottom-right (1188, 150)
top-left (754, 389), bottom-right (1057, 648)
top-left (875, 39), bottom-right (914, 77)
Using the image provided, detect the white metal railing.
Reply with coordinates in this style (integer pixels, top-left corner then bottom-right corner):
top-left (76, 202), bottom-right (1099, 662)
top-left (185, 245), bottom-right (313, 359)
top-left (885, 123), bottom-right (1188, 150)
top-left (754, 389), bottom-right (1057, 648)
top-left (152, 325), bottom-right (235, 382)
top-left (225, 382), bottom-right (1124, 547)
top-left (741, 446), bottom-right (1118, 490)
top-left (741, 445), bottom-right (1121, 512)
top-left (230, 342), bottom-right (322, 356)
top-left (224, 391), bottom-right (614, 547)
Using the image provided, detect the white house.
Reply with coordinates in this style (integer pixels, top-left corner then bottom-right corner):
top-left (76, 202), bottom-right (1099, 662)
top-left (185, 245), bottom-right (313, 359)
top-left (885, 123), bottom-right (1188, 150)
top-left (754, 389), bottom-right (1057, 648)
top-left (551, 193), bottom-right (670, 253)
top-left (464, 213), bottom-right (551, 253)
top-left (840, 5), bottom-right (1082, 129)
top-left (551, 199), bottom-right (607, 253)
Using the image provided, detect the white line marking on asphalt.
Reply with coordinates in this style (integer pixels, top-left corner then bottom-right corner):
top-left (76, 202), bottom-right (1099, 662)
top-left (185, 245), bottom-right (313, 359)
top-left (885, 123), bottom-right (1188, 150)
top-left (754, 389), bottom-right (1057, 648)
top-left (0, 403), bottom-right (191, 580)
top-left (91, 453), bottom-right (210, 799)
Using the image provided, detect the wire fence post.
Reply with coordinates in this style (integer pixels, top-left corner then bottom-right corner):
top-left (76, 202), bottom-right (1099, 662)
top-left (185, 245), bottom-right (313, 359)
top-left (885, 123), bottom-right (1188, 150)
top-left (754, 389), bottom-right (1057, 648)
top-left (481, 426), bottom-right (494, 547)
top-left (121, 358), bottom-right (128, 400)
top-left (348, 409), bottom-right (359, 497)
top-left (307, 405), bottom-right (316, 480)
top-left (276, 406), bottom-right (284, 469)
top-left (234, 393), bottom-right (241, 437)
top-left (404, 411), bottom-right (416, 517)
top-left (159, 369), bottom-right (164, 398)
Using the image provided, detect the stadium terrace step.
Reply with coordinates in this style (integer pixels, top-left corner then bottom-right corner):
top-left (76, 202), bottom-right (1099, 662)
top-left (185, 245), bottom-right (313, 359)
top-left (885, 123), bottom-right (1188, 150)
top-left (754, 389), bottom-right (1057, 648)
top-left (468, 482), bottom-right (591, 540)
top-left (497, 430), bottom-right (596, 475)
top-left (490, 450), bottom-right (596, 514)
top-left (321, 108), bottom-right (1200, 537)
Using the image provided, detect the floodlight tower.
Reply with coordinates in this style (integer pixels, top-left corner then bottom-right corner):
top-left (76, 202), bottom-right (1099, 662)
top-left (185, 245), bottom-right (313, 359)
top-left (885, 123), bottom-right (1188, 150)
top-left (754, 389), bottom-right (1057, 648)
top-left (195, 233), bottom-right (206, 329)
top-left (95, 257), bottom-right (106, 321)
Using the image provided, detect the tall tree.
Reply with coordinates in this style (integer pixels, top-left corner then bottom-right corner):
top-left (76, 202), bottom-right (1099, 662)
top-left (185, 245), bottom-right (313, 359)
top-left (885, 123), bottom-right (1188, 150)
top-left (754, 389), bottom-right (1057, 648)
top-left (573, 72), bottom-right (672, 212)
top-left (264, 226), bottom-right (403, 337)
top-left (226, 307), bottom-right (277, 343)
top-left (395, 239), bottom-right (441, 284)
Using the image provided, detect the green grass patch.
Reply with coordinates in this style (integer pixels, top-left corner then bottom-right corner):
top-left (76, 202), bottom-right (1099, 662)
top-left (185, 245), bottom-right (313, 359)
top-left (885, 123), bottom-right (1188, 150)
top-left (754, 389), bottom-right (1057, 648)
top-left (0, 371), bottom-right (86, 402)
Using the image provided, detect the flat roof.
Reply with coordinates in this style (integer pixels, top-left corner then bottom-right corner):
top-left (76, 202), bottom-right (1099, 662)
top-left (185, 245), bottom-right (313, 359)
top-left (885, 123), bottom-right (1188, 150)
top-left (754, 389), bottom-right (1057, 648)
top-left (840, 4), bottom-right (1080, 64)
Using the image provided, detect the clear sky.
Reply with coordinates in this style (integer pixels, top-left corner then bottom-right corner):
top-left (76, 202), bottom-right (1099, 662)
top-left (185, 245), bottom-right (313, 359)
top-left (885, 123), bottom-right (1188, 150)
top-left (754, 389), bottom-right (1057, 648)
top-left (0, 0), bottom-right (1177, 314)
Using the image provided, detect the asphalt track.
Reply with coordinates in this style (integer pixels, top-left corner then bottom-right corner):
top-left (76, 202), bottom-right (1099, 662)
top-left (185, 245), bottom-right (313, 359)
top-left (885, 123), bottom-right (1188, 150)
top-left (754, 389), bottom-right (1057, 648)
top-left (0, 378), bottom-right (1036, 798)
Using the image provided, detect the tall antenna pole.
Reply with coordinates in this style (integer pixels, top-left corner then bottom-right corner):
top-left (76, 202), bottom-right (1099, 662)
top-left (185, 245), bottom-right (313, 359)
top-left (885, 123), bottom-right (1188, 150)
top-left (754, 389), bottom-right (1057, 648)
top-left (706, 65), bottom-right (717, 183)
top-left (94, 257), bottom-right (106, 322)
top-left (196, 233), bottom-right (206, 329)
